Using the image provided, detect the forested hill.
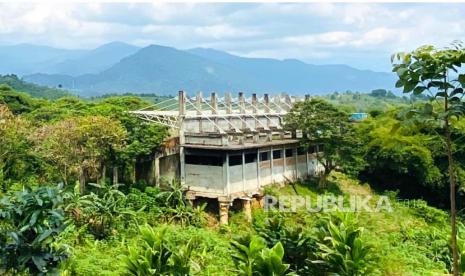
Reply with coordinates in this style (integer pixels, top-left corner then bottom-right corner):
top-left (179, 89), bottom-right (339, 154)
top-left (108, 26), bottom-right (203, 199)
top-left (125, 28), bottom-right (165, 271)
top-left (0, 42), bottom-right (395, 97)
top-left (0, 74), bottom-right (70, 100)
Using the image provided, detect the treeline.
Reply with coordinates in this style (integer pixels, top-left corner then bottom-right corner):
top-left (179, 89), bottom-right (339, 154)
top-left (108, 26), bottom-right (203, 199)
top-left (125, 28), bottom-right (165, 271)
top-left (0, 74), bottom-right (71, 100)
top-left (0, 84), bottom-right (168, 194)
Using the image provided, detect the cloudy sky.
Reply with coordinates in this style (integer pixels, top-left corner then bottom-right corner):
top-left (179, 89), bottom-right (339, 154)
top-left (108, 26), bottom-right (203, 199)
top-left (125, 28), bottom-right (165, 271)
top-left (0, 2), bottom-right (464, 72)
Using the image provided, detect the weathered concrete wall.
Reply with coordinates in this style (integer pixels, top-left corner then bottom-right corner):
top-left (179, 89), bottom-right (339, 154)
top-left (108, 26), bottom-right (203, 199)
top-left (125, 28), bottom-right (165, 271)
top-left (244, 161), bottom-right (258, 190)
top-left (159, 154), bottom-right (180, 182)
top-left (272, 158), bottom-right (284, 183)
top-left (259, 160), bottom-right (272, 186)
top-left (229, 161), bottom-right (243, 194)
top-left (185, 164), bottom-right (224, 193)
top-left (296, 155), bottom-right (307, 179)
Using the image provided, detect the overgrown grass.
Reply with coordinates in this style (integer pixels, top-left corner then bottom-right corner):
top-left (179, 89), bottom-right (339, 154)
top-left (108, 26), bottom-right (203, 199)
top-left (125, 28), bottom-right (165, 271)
top-left (56, 173), bottom-right (453, 275)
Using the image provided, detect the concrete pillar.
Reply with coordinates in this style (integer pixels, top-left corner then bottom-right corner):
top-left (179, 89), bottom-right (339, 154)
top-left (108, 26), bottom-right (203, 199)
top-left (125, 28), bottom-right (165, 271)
top-left (196, 91), bottom-right (203, 133)
top-left (179, 91), bottom-right (186, 186)
top-left (211, 92), bottom-right (219, 133)
top-left (242, 198), bottom-right (252, 222)
top-left (284, 93), bottom-right (292, 111)
top-left (264, 94), bottom-right (272, 142)
top-left (242, 151), bottom-right (246, 192)
top-left (251, 93), bottom-right (258, 113)
top-left (283, 146), bottom-right (287, 180)
top-left (154, 154), bottom-right (160, 186)
top-left (219, 200), bottom-right (231, 225)
top-left (239, 92), bottom-right (246, 131)
top-left (256, 150), bottom-right (260, 190)
top-left (251, 93), bottom-right (259, 135)
top-left (225, 92), bottom-right (232, 114)
top-left (264, 93), bottom-right (271, 113)
top-left (270, 146), bottom-right (274, 183)
top-left (178, 90), bottom-right (186, 118)
top-left (224, 153), bottom-right (230, 195)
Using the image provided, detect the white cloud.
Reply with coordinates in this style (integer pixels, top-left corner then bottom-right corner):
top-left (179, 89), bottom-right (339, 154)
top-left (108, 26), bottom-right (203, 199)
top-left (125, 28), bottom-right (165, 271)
top-left (0, 3), bottom-right (464, 71)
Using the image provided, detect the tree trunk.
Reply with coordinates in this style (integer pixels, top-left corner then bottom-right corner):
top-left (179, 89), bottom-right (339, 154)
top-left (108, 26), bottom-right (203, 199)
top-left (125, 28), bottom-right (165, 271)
top-left (100, 164), bottom-right (106, 184)
top-left (444, 84), bottom-right (459, 276)
top-left (0, 162), bottom-right (5, 192)
top-left (79, 168), bottom-right (86, 195)
top-left (131, 162), bottom-right (136, 184)
top-left (113, 166), bottom-right (118, 185)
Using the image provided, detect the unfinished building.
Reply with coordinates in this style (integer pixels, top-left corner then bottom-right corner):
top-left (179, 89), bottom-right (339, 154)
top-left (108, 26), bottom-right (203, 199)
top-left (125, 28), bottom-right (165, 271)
top-left (132, 91), bottom-right (323, 224)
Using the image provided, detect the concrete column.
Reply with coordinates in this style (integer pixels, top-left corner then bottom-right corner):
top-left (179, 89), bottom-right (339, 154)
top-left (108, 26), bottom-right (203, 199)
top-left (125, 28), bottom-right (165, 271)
top-left (178, 90), bottom-right (186, 117)
top-left (283, 146), bottom-right (287, 180)
top-left (196, 91), bottom-right (203, 133)
top-left (284, 93), bottom-right (292, 111)
top-left (225, 92), bottom-right (232, 114)
top-left (242, 151), bottom-right (246, 192)
top-left (270, 146), bottom-right (274, 183)
top-left (219, 200), bottom-right (231, 225)
top-left (239, 92), bottom-right (246, 131)
top-left (211, 92), bottom-right (219, 133)
top-left (251, 93), bottom-right (258, 113)
top-left (179, 91), bottom-right (186, 186)
top-left (251, 93), bottom-right (259, 138)
top-left (242, 198), bottom-right (252, 222)
top-left (264, 94), bottom-right (272, 142)
top-left (264, 94), bottom-right (271, 113)
top-left (224, 153), bottom-right (230, 195)
top-left (154, 154), bottom-right (160, 186)
top-left (256, 150), bottom-right (260, 190)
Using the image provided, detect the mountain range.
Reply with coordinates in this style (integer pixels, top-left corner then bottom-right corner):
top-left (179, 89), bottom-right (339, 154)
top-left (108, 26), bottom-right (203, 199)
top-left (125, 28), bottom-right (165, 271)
top-left (0, 42), bottom-right (396, 97)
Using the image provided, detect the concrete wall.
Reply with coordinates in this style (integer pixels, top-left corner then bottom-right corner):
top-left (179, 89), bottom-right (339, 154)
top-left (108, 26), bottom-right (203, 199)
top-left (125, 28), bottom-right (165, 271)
top-left (229, 159), bottom-right (243, 194)
top-left (182, 145), bottom-right (324, 198)
top-left (185, 164), bottom-right (224, 194)
top-left (159, 154), bottom-right (180, 182)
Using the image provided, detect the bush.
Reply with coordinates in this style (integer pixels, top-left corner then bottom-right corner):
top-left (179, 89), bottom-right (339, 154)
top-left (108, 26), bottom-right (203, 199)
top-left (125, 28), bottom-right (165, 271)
top-left (0, 185), bottom-right (69, 274)
top-left (231, 235), bottom-right (290, 276)
top-left (313, 214), bottom-right (374, 275)
top-left (124, 225), bottom-right (198, 275)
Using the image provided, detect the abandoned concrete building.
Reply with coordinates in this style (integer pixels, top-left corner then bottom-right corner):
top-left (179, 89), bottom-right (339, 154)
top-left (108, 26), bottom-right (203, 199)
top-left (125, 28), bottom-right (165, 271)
top-left (132, 91), bottom-right (323, 224)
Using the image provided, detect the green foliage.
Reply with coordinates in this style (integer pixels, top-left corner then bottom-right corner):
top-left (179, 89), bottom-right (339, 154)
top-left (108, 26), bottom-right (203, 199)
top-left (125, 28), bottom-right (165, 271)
top-left (0, 74), bottom-right (70, 100)
top-left (313, 214), bottom-right (374, 275)
top-left (284, 98), bottom-right (366, 183)
top-left (66, 183), bottom-right (135, 239)
top-left (124, 225), bottom-right (198, 276)
top-left (0, 185), bottom-right (68, 274)
top-left (254, 213), bottom-right (315, 273)
top-left (231, 235), bottom-right (290, 276)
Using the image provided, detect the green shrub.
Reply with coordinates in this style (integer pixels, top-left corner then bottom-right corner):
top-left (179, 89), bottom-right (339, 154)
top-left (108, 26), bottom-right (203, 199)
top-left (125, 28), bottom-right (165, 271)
top-left (0, 185), bottom-right (69, 274)
top-left (313, 214), bottom-right (374, 275)
top-left (231, 235), bottom-right (290, 276)
top-left (124, 225), bottom-right (198, 275)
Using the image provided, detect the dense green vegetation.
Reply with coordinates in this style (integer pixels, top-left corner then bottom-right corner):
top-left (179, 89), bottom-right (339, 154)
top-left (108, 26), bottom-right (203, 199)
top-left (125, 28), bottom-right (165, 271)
top-left (2, 51), bottom-right (465, 275)
top-left (0, 74), bottom-right (70, 100)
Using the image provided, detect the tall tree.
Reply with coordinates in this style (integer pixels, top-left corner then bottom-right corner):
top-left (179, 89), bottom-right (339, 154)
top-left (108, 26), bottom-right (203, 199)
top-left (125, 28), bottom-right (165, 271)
top-left (32, 116), bottom-right (126, 193)
top-left (284, 98), bottom-right (361, 186)
top-left (392, 43), bottom-right (465, 275)
top-left (0, 104), bottom-right (34, 191)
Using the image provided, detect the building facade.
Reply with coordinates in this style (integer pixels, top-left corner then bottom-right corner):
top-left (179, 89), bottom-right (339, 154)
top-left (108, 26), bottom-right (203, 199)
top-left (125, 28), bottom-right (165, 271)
top-left (132, 91), bottom-right (323, 223)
